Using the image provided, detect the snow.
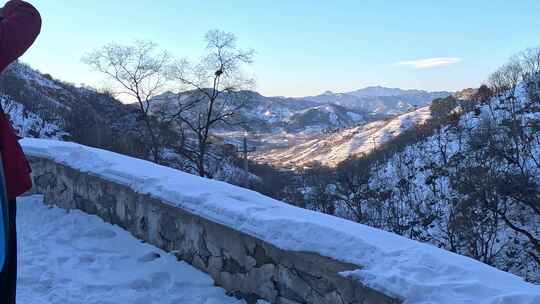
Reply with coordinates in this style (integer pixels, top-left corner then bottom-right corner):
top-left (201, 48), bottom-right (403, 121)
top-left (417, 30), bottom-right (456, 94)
top-left (256, 106), bottom-right (432, 167)
top-left (0, 96), bottom-right (67, 139)
top-left (17, 195), bottom-right (249, 304)
top-left (351, 83), bottom-right (540, 282)
top-left (21, 138), bottom-right (540, 304)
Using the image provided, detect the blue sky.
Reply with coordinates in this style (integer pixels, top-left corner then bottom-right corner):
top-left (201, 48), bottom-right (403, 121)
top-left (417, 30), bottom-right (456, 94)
top-left (21, 0), bottom-right (540, 97)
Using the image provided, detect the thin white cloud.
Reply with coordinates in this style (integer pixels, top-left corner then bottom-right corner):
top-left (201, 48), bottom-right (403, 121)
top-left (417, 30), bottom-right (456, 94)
top-left (396, 57), bottom-right (461, 69)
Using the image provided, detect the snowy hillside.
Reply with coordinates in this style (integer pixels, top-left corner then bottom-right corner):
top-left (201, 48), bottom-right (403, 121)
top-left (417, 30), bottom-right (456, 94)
top-left (359, 83), bottom-right (540, 282)
top-left (255, 106), bottom-right (431, 168)
top-left (298, 78), bottom-right (540, 283)
top-left (285, 103), bottom-right (367, 133)
top-left (0, 95), bottom-right (67, 139)
top-left (0, 62), bottom-right (139, 146)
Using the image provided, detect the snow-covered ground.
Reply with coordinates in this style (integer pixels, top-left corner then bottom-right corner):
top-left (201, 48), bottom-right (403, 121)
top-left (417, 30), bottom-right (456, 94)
top-left (21, 138), bottom-right (540, 304)
top-left (17, 195), bottom-right (249, 304)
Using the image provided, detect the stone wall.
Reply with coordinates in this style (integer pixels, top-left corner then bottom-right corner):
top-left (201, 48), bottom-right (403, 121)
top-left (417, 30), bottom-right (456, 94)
top-left (27, 156), bottom-right (401, 304)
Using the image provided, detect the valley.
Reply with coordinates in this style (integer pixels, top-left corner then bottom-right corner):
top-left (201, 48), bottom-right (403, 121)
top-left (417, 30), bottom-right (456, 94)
top-left (2, 1), bottom-right (540, 302)
top-left (2, 52), bottom-right (539, 285)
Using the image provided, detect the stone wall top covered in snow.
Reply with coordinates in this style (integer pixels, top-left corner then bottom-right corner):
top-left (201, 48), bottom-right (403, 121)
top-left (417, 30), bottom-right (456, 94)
top-left (22, 138), bottom-right (540, 304)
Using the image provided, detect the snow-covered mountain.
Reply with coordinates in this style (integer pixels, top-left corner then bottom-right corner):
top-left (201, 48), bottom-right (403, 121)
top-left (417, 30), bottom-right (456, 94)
top-left (148, 86), bottom-right (449, 170)
top-left (349, 85), bottom-right (449, 98)
top-left (150, 90), bottom-right (369, 135)
top-left (1, 61), bottom-right (450, 187)
top-left (300, 86), bottom-right (451, 115)
top-left (151, 86), bottom-right (449, 135)
top-left (254, 106), bottom-right (432, 168)
top-left (0, 62), bottom-right (139, 143)
top-left (296, 76), bottom-right (540, 283)
top-left (280, 103), bottom-right (368, 133)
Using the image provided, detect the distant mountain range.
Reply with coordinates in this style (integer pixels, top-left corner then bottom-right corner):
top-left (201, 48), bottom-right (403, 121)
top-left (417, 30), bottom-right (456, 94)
top-left (151, 86), bottom-right (451, 136)
top-left (254, 106), bottom-right (433, 168)
top-left (2, 62), bottom-right (453, 173)
top-left (300, 86), bottom-right (451, 115)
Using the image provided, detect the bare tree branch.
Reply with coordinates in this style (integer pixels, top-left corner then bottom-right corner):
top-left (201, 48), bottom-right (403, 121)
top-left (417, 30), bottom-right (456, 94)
top-left (83, 40), bottom-right (170, 163)
top-left (167, 30), bottom-right (255, 177)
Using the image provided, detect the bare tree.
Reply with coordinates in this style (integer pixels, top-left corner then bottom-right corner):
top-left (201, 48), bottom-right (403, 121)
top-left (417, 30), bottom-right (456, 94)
top-left (488, 58), bottom-right (523, 100)
top-left (168, 30), bottom-right (254, 177)
top-left (83, 40), bottom-right (170, 163)
top-left (300, 164), bottom-right (337, 215)
top-left (520, 47), bottom-right (540, 80)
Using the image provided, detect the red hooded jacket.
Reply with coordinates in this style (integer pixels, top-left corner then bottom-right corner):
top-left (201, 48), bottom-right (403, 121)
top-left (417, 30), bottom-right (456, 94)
top-left (0, 0), bottom-right (41, 200)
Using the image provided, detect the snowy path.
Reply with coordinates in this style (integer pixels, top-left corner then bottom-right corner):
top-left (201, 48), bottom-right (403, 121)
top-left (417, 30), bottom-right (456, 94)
top-left (16, 196), bottom-right (247, 304)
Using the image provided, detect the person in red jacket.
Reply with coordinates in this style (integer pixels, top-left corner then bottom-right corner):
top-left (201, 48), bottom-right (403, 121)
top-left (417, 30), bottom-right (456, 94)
top-left (0, 1), bottom-right (41, 303)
